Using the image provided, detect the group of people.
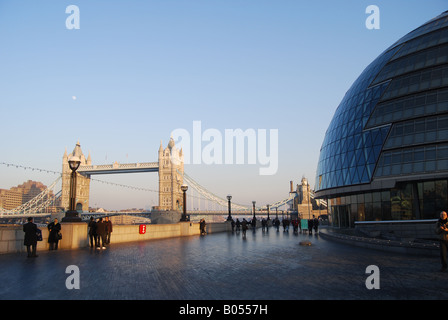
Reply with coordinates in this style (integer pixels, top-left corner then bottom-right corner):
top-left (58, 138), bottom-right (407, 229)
top-left (278, 215), bottom-right (320, 235)
top-left (22, 217), bottom-right (62, 258)
top-left (22, 216), bottom-right (114, 257)
top-left (231, 218), bottom-right (257, 237)
top-left (306, 215), bottom-right (320, 235)
top-left (88, 216), bottom-right (113, 249)
top-left (229, 215), bottom-right (321, 236)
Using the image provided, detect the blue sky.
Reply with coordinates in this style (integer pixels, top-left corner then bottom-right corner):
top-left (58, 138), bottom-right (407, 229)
top-left (0, 1), bottom-right (446, 210)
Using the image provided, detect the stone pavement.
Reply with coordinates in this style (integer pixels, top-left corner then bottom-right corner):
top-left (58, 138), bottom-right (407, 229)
top-left (0, 226), bottom-right (447, 301)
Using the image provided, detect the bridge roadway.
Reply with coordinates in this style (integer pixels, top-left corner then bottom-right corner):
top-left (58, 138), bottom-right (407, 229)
top-left (0, 226), bottom-right (447, 303)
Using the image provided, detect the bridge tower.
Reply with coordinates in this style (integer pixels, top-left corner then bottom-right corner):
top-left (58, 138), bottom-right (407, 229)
top-left (156, 137), bottom-right (184, 211)
top-left (61, 141), bottom-right (91, 212)
top-left (61, 139), bottom-right (184, 213)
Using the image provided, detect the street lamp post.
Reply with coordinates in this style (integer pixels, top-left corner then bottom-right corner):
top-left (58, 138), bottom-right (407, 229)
top-left (226, 195), bottom-right (232, 221)
top-left (267, 204), bottom-right (270, 220)
top-left (180, 185), bottom-right (189, 221)
top-left (252, 201), bottom-right (256, 219)
top-left (62, 155), bottom-right (82, 222)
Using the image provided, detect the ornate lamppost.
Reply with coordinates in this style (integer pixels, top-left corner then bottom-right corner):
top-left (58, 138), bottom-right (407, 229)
top-left (180, 184), bottom-right (189, 221)
top-left (267, 204), bottom-right (270, 220)
top-left (62, 154), bottom-right (82, 222)
top-left (226, 195), bottom-right (232, 221)
top-left (252, 201), bottom-right (256, 220)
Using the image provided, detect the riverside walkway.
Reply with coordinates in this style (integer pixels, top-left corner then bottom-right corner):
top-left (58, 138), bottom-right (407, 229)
top-left (0, 226), bottom-right (447, 301)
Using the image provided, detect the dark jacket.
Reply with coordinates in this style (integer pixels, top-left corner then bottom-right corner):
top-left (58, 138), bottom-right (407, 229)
top-left (436, 218), bottom-right (448, 240)
top-left (88, 220), bottom-right (97, 235)
top-left (105, 220), bottom-right (113, 233)
top-left (23, 222), bottom-right (38, 246)
top-left (96, 221), bottom-right (106, 236)
top-left (47, 222), bottom-right (61, 243)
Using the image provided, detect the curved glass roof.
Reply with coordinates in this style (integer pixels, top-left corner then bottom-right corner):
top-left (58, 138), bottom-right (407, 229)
top-left (315, 11), bottom-right (448, 193)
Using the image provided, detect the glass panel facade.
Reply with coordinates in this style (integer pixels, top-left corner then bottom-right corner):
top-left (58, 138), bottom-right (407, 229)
top-left (382, 115), bottom-right (448, 149)
top-left (386, 15), bottom-right (448, 51)
top-left (367, 88), bottom-right (448, 128)
top-left (315, 11), bottom-right (448, 226)
top-left (373, 43), bottom-right (448, 85)
top-left (380, 65), bottom-right (448, 101)
top-left (315, 48), bottom-right (396, 190)
top-left (391, 27), bottom-right (448, 61)
top-left (326, 179), bottom-right (448, 224)
top-left (375, 143), bottom-right (448, 177)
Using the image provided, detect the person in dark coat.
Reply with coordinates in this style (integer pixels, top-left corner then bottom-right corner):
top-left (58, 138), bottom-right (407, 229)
top-left (96, 218), bottom-right (107, 249)
top-left (261, 218), bottom-right (267, 232)
top-left (242, 218), bottom-right (248, 238)
top-left (88, 217), bottom-right (97, 248)
top-left (308, 217), bottom-right (314, 235)
top-left (313, 215), bottom-right (319, 234)
top-left (251, 217), bottom-right (257, 231)
top-left (47, 218), bottom-right (61, 250)
top-left (105, 216), bottom-right (113, 244)
top-left (199, 219), bottom-right (206, 236)
top-left (273, 218), bottom-right (280, 232)
top-left (235, 218), bottom-right (241, 231)
top-left (23, 217), bottom-right (38, 258)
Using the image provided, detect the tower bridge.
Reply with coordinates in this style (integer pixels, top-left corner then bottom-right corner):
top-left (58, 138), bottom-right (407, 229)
top-left (62, 139), bottom-right (186, 213)
top-left (0, 139), bottom-right (326, 217)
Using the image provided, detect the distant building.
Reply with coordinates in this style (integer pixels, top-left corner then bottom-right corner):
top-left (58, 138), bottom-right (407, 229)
top-left (108, 214), bottom-right (151, 225)
top-left (289, 178), bottom-right (323, 219)
top-left (0, 180), bottom-right (50, 210)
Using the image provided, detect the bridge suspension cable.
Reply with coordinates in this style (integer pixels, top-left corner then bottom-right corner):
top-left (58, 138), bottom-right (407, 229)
top-left (182, 172), bottom-right (251, 211)
top-left (0, 161), bottom-right (323, 215)
top-left (0, 175), bottom-right (62, 216)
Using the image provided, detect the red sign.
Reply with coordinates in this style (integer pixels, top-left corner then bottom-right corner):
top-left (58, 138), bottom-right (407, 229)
top-left (139, 224), bottom-right (146, 234)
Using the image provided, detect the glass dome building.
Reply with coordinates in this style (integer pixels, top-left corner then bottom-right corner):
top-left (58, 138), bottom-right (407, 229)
top-left (315, 11), bottom-right (448, 228)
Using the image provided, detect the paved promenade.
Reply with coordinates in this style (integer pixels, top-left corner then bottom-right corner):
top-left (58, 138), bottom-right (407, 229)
top-left (0, 226), bottom-right (447, 301)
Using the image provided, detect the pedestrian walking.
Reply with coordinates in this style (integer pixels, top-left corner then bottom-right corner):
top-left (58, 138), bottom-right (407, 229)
top-left (282, 218), bottom-right (289, 232)
top-left (105, 216), bottom-right (113, 244)
top-left (313, 215), bottom-right (319, 234)
top-left (251, 217), bottom-right (257, 231)
top-left (242, 218), bottom-right (248, 238)
top-left (308, 218), bottom-right (314, 235)
top-left (292, 219), bottom-right (299, 234)
top-left (200, 219), bottom-right (207, 235)
top-left (231, 219), bottom-right (235, 232)
top-left (435, 211), bottom-right (448, 272)
top-left (23, 217), bottom-right (38, 258)
top-left (88, 217), bottom-right (97, 248)
top-left (96, 217), bottom-right (107, 249)
top-left (236, 218), bottom-right (241, 231)
top-left (47, 218), bottom-right (62, 250)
